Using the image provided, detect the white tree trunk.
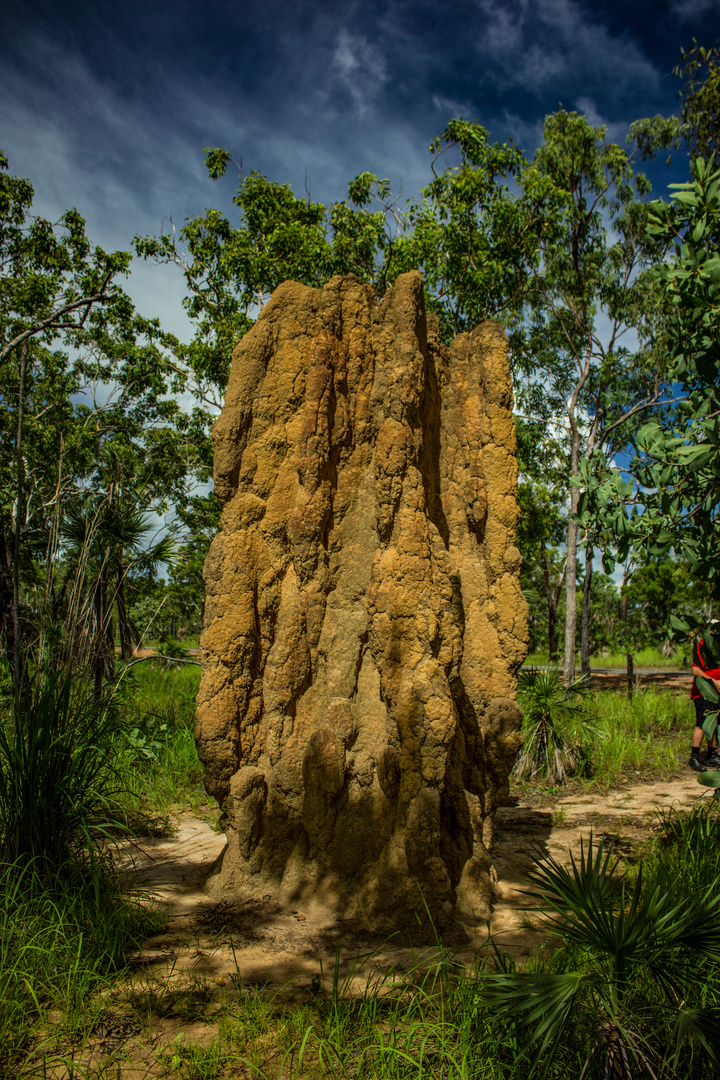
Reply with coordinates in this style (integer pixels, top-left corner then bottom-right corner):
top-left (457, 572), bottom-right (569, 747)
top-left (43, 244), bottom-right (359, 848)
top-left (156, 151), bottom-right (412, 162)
top-left (563, 487), bottom-right (579, 686)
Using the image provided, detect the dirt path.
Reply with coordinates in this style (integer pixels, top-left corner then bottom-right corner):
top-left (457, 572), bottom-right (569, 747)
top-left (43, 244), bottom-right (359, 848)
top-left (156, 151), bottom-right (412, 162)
top-left (117, 772), bottom-right (713, 990)
top-left (590, 670), bottom-right (692, 693)
top-left (491, 774), bottom-right (710, 956)
top-left (60, 775), bottom-right (710, 1079)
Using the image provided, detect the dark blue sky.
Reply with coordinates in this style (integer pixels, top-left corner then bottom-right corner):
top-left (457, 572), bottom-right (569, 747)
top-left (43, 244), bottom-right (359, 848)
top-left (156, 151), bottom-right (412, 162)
top-left (2, 0), bottom-right (719, 332)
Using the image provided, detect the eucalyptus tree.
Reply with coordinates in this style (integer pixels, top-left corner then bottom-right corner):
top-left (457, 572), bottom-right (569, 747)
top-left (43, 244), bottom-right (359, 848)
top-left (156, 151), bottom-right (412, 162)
top-left (0, 152), bottom-right (191, 688)
top-left (675, 40), bottom-right (720, 159)
top-left (135, 156), bottom-right (393, 416)
top-left (593, 156), bottom-right (720, 657)
top-left (408, 113), bottom-right (677, 680)
top-left (390, 120), bottom-right (542, 341)
top-left (516, 110), bottom-right (677, 683)
top-left (518, 475), bottom-right (568, 660)
top-left (0, 151), bottom-right (130, 689)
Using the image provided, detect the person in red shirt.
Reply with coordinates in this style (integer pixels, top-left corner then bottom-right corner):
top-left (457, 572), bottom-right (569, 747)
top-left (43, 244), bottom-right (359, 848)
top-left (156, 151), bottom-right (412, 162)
top-left (689, 625), bottom-right (720, 771)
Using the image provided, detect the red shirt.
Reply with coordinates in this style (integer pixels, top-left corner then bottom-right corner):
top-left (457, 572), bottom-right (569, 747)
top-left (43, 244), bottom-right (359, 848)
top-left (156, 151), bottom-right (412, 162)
top-left (691, 636), bottom-right (720, 700)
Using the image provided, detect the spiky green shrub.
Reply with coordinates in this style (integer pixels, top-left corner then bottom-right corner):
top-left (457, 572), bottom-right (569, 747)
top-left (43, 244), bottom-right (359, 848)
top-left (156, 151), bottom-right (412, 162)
top-left (642, 798), bottom-right (720, 907)
top-left (514, 666), bottom-right (595, 783)
top-left (0, 666), bottom-right (122, 874)
top-left (478, 836), bottom-right (720, 1079)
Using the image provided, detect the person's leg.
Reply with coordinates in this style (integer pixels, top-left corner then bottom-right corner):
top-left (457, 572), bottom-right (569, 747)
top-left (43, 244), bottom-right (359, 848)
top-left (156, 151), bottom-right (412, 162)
top-left (703, 700), bottom-right (720, 766)
top-left (690, 698), bottom-right (709, 770)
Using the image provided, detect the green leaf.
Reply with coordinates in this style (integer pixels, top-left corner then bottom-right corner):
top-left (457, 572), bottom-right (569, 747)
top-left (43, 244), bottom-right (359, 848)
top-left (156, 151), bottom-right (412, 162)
top-left (696, 771), bottom-right (720, 788)
top-left (204, 146), bottom-right (232, 181)
top-left (697, 677), bottom-right (719, 705)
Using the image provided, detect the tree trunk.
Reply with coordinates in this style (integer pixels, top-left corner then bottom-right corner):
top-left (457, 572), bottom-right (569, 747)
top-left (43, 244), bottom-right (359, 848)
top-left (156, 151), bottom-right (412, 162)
top-left (563, 344), bottom-right (590, 688)
top-left (12, 342), bottom-right (29, 698)
top-left (563, 486), bottom-right (580, 686)
top-left (626, 653), bottom-right (635, 700)
top-left (580, 544), bottom-right (593, 675)
top-left (539, 541), bottom-right (564, 661)
top-left (93, 566), bottom-right (115, 696)
top-left (116, 554), bottom-right (132, 662)
top-left (93, 574), bottom-right (104, 699)
top-left (0, 522), bottom-right (18, 682)
top-left (548, 598), bottom-right (558, 661)
top-left (620, 563), bottom-right (630, 624)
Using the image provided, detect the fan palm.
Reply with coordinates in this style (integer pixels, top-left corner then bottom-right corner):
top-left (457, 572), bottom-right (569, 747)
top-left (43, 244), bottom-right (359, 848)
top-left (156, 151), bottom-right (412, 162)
top-left (515, 666), bottom-right (594, 783)
top-left (479, 837), bottom-right (720, 1078)
top-left (62, 494), bottom-right (175, 685)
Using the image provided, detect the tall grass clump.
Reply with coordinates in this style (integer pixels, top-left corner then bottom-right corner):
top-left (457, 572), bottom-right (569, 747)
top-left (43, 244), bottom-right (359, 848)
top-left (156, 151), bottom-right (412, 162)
top-left (0, 666), bottom-right (166, 1075)
top-left (0, 665), bottom-right (124, 873)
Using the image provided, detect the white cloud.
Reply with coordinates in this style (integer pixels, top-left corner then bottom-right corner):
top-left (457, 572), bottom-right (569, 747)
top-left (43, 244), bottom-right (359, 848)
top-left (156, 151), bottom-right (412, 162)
top-left (0, 16), bottom-right (436, 340)
top-left (331, 29), bottom-right (388, 115)
top-left (431, 93), bottom-right (477, 119)
top-left (501, 110), bottom-right (545, 150)
top-left (671, 0), bottom-right (719, 19)
top-left (474, 0), bottom-right (659, 100)
top-left (477, 0), bottom-right (527, 54)
top-left (574, 97), bottom-right (630, 144)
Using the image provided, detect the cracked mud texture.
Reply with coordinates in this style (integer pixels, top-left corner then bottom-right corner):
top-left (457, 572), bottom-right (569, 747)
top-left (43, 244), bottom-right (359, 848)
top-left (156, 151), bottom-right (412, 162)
top-left (197, 271), bottom-right (528, 940)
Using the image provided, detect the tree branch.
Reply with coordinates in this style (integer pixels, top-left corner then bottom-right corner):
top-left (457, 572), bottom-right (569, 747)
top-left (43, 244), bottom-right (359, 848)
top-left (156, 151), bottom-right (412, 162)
top-left (0, 290), bottom-right (113, 365)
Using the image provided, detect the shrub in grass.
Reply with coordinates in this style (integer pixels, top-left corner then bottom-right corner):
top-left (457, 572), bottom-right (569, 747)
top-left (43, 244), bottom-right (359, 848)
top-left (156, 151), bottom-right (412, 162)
top-left (515, 667), bottom-right (595, 783)
top-left (0, 666), bottom-right (125, 874)
top-left (478, 836), bottom-right (720, 1079)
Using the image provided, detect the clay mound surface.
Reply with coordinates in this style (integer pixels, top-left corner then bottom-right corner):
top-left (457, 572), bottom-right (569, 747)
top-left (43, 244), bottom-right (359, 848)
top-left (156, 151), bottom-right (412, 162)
top-left (197, 271), bottom-right (528, 938)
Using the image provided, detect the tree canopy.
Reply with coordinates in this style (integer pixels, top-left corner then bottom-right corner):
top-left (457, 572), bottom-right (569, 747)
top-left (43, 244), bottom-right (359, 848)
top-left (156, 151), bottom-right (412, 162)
top-left (2, 38), bottom-right (720, 686)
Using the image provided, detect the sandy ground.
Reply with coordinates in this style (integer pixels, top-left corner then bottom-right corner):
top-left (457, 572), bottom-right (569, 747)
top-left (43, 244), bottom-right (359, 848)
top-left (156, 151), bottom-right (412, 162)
top-left (114, 771), bottom-right (712, 986)
top-left (42, 771), bottom-right (713, 1078)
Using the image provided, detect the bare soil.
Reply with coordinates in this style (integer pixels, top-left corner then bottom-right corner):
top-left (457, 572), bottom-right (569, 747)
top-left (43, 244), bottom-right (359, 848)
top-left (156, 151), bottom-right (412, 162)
top-left (115, 772), bottom-right (710, 981)
top-left (590, 670), bottom-right (692, 694)
top-left (49, 770), bottom-right (712, 1079)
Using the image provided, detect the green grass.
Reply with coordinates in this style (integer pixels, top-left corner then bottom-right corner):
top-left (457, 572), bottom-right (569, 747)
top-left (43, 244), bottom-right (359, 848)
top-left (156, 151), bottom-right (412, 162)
top-left (0, 659), bottom-right (171, 1077)
top-left (585, 688), bottom-right (690, 786)
top-left (512, 687), bottom-right (691, 795)
top-left (0, 860), bottom-right (165, 1077)
top-left (636, 798), bottom-right (720, 903)
top-left (116, 951), bottom-right (511, 1080)
top-left (525, 647), bottom-right (688, 668)
top-left (115, 662), bottom-right (220, 827)
top-left (4, 664), bottom-right (714, 1078)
